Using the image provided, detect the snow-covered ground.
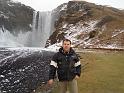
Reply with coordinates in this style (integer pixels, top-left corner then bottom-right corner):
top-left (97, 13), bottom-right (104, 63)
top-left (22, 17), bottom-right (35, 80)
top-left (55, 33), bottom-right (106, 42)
top-left (46, 43), bottom-right (61, 52)
top-left (0, 47), bottom-right (54, 93)
top-left (6, 47), bottom-right (57, 52)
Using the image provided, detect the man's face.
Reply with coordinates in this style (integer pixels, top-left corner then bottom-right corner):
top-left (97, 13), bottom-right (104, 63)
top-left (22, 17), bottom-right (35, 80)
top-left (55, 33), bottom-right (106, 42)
top-left (62, 41), bottom-right (71, 52)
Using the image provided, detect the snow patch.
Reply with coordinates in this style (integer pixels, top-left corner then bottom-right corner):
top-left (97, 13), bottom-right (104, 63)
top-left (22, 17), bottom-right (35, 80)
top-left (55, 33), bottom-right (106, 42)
top-left (62, 23), bottom-right (68, 28)
top-left (47, 42), bottom-right (61, 52)
top-left (8, 3), bottom-right (15, 7)
top-left (112, 30), bottom-right (124, 38)
top-left (95, 43), bottom-right (124, 50)
top-left (64, 20), bottom-right (98, 46)
top-left (2, 79), bottom-right (9, 83)
top-left (14, 80), bottom-right (20, 84)
top-left (0, 75), bottom-right (5, 78)
top-left (6, 47), bottom-right (56, 52)
top-left (60, 4), bottom-right (67, 11)
top-left (0, 14), bottom-right (9, 19)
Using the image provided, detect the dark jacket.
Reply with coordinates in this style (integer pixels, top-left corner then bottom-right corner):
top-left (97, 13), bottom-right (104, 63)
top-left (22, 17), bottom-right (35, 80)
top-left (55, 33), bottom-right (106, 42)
top-left (49, 47), bottom-right (81, 81)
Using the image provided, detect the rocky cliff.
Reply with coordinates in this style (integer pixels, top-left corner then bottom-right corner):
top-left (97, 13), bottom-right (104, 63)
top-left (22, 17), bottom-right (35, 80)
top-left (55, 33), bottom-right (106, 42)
top-left (48, 1), bottom-right (124, 49)
top-left (0, 0), bottom-right (34, 34)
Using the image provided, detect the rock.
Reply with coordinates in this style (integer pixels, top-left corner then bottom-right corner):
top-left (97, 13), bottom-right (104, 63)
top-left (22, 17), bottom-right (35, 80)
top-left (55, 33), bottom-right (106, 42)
top-left (0, 48), bottom-right (55, 93)
top-left (0, 0), bottom-right (34, 34)
top-left (47, 1), bottom-right (124, 49)
top-left (95, 16), bottom-right (114, 28)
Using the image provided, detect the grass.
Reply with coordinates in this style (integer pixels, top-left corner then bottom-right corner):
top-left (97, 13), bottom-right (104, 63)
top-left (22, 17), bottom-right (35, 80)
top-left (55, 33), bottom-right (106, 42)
top-left (77, 50), bottom-right (124, 93)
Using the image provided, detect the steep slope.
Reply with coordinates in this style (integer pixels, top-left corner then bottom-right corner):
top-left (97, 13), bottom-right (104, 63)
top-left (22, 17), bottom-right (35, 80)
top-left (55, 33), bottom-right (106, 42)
top-left (0, 0), bottom-right (34, 34)
top-left (47, 1), bottom-right (124, 49)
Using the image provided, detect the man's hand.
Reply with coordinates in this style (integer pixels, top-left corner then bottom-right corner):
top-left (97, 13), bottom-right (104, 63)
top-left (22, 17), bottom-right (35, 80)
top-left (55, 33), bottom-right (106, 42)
top-left (75, 75), bottom-right (79, 79)
top-left (48, 79), bottom-right (54, 85)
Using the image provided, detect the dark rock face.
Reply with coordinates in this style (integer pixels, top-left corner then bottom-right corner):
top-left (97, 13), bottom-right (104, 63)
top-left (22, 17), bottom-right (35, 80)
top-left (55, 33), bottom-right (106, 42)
top-left (58, 1), bottom-right (92, 25)
top-left (0, 0), bottom-right (34, 34)
top-left (0, 48), bottom-right (55, 93)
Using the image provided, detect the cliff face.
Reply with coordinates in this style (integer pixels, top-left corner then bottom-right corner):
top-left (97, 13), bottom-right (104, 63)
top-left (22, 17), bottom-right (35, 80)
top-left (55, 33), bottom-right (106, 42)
top-left (0, 0), bottom-right (34, 34)
top-left (48, 1), bottom-right (124, 49)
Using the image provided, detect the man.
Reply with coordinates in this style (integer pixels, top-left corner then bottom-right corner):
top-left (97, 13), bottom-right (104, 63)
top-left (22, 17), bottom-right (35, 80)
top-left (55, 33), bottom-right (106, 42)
top-left (48, 39), bottom-right (81, 93)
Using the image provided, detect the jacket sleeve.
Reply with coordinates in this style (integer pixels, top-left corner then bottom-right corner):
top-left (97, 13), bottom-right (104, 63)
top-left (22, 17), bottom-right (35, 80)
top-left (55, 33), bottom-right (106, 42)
top-left (49, 53), bottom-right (58, 80)
top-left (74, 54), bottom-right (81, 77)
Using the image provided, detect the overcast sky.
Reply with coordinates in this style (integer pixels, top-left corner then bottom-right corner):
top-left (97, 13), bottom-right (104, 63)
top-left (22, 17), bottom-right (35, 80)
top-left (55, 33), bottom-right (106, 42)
top-left (12, 0), bottom-right (124, 11)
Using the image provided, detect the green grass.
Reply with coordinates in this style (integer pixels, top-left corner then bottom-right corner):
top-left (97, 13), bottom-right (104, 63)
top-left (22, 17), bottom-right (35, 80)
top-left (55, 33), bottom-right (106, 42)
top-left (77, 50), bottom-right (124, 93)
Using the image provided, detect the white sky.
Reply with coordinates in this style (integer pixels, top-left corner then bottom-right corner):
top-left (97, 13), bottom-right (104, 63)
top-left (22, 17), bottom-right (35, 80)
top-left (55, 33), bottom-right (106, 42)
top-left (12, 0), bottom-right (124, 11)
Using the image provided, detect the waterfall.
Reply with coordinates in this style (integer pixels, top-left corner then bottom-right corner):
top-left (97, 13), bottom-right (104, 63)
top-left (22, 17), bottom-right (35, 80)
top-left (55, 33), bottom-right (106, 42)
top-left (0, 28), bottom-right (31, 47)
top-left (31, 11), bottom-right (52, 47)
top-left (0, 11), bottom-right (53, 48)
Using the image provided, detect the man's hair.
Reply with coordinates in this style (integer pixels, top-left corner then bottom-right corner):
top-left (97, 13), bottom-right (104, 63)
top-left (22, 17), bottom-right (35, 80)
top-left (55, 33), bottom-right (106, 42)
top-left (62, 39), bottom-right (71, 44)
